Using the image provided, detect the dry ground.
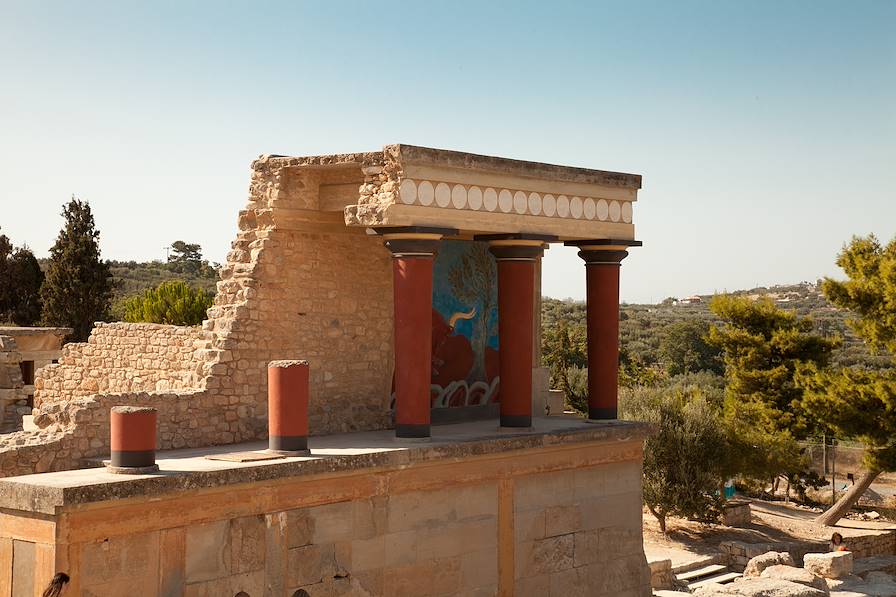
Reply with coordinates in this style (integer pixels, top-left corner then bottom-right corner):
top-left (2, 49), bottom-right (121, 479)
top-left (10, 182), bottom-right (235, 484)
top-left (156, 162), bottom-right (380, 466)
top-left (643, 498), bottom-right (896, 566)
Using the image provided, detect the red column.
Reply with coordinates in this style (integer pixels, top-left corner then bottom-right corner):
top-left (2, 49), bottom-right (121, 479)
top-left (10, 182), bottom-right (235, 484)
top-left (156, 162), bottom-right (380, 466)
top-left (268, 360), bottom-right (310, 453)
top-left (109, 406), bottom-right (158, 472)
top-left (578, 247), bottom-right (630, 420)
top-left (385, 237), bottom-right (439, 439)
top-left (490, 243), bottom-right (545, 428)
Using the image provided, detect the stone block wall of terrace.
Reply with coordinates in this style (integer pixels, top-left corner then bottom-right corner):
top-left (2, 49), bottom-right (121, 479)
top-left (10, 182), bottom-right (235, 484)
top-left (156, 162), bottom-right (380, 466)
top-left (0, 144), bottom-right (643, 478)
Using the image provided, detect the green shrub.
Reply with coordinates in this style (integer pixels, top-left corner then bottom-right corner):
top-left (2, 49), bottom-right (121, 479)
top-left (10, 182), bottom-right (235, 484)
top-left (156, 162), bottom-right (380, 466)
top-left (122, 280), bottom-right (212, 326)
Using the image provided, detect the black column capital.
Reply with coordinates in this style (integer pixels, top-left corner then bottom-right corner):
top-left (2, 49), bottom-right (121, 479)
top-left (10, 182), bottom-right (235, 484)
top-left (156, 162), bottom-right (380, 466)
top-left (488, 244), bottom-right (546, 261)
top-left (383, 238), bottom-right (441, 257)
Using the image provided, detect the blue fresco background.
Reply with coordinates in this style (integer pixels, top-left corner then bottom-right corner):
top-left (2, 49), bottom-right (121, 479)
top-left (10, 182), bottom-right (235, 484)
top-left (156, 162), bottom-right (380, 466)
top-left (432, 240), bottom-right (499, 354)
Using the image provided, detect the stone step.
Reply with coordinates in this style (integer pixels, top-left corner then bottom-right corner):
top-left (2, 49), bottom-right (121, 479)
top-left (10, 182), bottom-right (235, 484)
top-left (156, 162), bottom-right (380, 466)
top-left (688, 571), bottom-right (742, 589)
top-left (676, 563), bottom-right (728, 582)
top-left (672, 554), bottom-right (722, 575)
top-left (653, 591), bottom-right (692, 597)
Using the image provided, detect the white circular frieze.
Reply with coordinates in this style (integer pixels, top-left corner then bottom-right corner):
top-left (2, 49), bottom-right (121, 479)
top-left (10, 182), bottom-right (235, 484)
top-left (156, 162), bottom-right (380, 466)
top-left (399, 179), bottom-right (417, 205)
top-left (609, 200), bottom-right (622, 222)
top-left (435, 183), bottom-right (451, 207)
top-left (583, 198), bottom-right (595, 220)
top-left (513, 191), bottom-right (527, 214)
top-left (570, 196), bottom-right (583, 219)
top-left (622, 201), bottom-right (633, 223)
top-left (484, 188), bottom-right (498, 211)
top-left (542, 194), bottom-right (556, 216)
top-left (498, 189), bottom-right (513, 213)
top-left (596, 199), bottom-right (609, 221)
top-left (418, 181), bottom-right (434, 206)
top-left (451, 184), bottom-right (467, 209)
top-left (467, 186), bottom-right (483, 210)
top-left (528, 192), bottom-right (542, 215)
top-left (556, 195), bottom-right (569, 218)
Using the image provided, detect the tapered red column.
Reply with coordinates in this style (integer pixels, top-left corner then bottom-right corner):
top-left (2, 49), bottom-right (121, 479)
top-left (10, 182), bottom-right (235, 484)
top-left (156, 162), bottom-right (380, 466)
top-left (385, 235), bottom-right (441, 439)
top-left (489, 241), bottom-right (546, 428)
top-left (569, 240), bottom-right (640, 421)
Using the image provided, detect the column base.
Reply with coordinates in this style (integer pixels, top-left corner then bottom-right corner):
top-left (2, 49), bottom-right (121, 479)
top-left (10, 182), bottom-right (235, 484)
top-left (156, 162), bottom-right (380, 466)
top-left (499, 414), bottom-right (532, 428)
top-left (106, 463), bottom-right (160, 475)
top-left (269, 435), bottom-right (308, 452)
top-left (266, 449), bottom-right (312, 457)
top-left (395, 423), bottom-right (431, 439)
top-left (587, 407), bottom-right (617, 421)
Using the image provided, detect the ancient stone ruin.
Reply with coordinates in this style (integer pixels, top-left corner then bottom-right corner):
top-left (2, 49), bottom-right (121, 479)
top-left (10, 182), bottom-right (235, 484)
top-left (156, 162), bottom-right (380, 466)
top-left (0, 145), bottom-right (651, 596)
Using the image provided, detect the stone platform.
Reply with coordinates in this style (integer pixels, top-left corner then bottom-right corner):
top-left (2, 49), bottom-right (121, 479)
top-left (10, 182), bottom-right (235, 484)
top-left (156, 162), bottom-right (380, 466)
top-left (0, 417), bottom-right (651, 597)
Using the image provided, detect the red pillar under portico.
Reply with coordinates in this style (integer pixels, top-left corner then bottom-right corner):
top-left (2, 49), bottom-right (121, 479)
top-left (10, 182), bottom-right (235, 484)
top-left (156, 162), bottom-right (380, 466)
top-left (380, 227), bottom-right (454, 439)
top-left (568, 239), bottom-right (641, 421)
top-left (481, 236), bottom-right (550, 429)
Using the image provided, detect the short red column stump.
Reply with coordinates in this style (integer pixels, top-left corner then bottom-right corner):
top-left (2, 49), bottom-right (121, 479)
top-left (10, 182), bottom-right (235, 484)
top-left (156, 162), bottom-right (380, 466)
top-left (268, 360), bottom-right (310, 455)
top-left (109, 406), bottom-right (158, 474)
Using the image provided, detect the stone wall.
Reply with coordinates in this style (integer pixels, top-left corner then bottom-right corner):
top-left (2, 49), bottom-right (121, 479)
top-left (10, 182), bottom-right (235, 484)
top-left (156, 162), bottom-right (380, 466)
top-left (34, 322), bottom-right (205, 404)
top-left (842, 530), bottom-right (896, 559)
top-left (199, 157), bottom-right (395, 435)
top-left (0, 431), bottom-right (652, 596)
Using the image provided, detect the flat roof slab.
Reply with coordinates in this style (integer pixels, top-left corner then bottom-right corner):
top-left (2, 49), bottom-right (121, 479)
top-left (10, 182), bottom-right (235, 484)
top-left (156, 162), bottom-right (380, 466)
top-left (0, 417), bottom-right (649, 515)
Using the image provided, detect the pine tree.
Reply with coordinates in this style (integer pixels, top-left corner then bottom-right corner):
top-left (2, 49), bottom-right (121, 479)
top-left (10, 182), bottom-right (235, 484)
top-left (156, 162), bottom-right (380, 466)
top-left (799, 234), bottom-right (896, 524)
top-left (40, 197), bottom-right (113, 341)
top-left (121, 279), bottom-right (212, 326)
top-left (707, 294), bottom-right (838, 439)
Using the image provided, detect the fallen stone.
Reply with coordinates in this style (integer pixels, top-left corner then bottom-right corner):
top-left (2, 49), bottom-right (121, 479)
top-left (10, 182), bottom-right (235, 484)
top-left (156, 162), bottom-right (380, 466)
top-left (760, 565), bottom-right (829, 592)
top-left (804, 552), bottom-right (853, 579)
top-left (855, 555), bottom-right (896, 578)
top-left (829, 571), bottom-right (896, 597)
top-left (694, 578), bottom-right (828, 597)
top-left (745, 552), bottom-right (797, 578)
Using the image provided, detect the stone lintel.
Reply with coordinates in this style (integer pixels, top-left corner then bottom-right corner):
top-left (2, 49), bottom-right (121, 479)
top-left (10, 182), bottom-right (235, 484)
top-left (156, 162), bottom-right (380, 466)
top-left (0, 419), bottom-right (650, 515)
top-left (390, 144), bottom-right (642, 190)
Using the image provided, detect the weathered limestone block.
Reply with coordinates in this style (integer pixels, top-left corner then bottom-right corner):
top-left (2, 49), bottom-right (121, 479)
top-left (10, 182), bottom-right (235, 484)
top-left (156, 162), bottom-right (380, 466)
top-left (745, 551), bottom-right (797, 578)
top-left (696, 578), bottom-right (827, 597)
top-left (803, 551), bottom-right (853, 579)
top-left (760, 565), bottom-right (828, 591)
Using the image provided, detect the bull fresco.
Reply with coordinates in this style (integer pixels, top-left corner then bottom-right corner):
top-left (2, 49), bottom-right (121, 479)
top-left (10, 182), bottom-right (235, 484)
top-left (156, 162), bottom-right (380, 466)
top-left (431, 240), bottom-right (499, 408)
top-left (389, 241), bottom-right (500, 411)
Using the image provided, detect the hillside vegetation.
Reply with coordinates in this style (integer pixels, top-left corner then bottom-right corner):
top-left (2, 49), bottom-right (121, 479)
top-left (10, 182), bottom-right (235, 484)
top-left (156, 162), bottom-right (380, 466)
top-left (544, 281), bottom-right (891, 371)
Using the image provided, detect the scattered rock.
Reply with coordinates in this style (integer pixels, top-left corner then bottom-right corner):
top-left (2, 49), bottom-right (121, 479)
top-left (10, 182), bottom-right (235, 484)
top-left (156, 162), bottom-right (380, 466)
top-left (745, 552), bottom-right (797, 578)
top-left (694, 578), bottom-right (828, 597)
top-left (804, 552), bottom-right (853, 579)
top-left (761, 565), bottom-right (829, 592)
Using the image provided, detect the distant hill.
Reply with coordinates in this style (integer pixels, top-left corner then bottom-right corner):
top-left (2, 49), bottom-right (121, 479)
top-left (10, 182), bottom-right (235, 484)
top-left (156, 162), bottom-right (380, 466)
top-left (543, 281), bottom-right (891, 371)
top-left (106, 260), bottom-right (218, 298)
top-left (36, 258), bottom-right (219, 321)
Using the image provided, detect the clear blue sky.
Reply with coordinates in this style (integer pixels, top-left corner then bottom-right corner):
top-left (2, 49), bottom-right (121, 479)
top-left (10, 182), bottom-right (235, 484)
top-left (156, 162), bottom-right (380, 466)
top-left (1, 1), bottom-right (893, 303)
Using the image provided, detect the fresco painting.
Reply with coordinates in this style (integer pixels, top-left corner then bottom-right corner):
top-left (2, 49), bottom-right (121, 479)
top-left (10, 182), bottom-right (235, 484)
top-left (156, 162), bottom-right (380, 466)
top-left (430, 240), bottom-right (500, 408)
top-left (388, 240), bottom-right (500, 410)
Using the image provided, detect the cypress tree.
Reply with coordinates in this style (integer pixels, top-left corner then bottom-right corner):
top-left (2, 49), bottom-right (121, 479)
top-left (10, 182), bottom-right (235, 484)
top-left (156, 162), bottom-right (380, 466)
top-left (40, 197), bottom-right (113, 341)
top-left (6, 247), bottom-right (44, 326)
top-left (0, 229), bottom-right (11, 317)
